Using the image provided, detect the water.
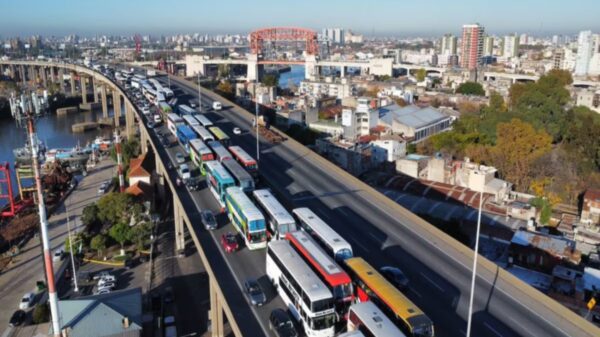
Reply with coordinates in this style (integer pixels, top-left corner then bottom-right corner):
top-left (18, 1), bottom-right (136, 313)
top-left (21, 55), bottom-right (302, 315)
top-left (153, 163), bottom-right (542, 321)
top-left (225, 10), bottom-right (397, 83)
top-left (278, 65), bottom-right (305, 89)
top-left (0, 108), bottom-right (114, 207)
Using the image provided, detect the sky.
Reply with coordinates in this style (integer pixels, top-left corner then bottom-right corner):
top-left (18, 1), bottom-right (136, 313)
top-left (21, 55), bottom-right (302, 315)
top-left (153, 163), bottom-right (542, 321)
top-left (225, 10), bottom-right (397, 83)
top-left (1, 0), bottom-right (599, 37)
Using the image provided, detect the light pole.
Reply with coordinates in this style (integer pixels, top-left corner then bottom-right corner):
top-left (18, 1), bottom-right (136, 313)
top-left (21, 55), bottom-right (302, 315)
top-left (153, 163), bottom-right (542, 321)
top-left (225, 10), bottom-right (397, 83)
top-left (197, 73), bottom-right (202, 113)
top-left (65, 202), bottom-right (79, 292)
top-left (466, 190), bottom-right (484, 337)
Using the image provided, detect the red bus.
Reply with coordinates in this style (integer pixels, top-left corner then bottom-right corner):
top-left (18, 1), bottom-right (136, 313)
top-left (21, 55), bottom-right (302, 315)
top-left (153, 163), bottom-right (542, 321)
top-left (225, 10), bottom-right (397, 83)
top-left (228, 145), bottom-right (257, 176)
top-left (286, 230), bottom-right (354, 319)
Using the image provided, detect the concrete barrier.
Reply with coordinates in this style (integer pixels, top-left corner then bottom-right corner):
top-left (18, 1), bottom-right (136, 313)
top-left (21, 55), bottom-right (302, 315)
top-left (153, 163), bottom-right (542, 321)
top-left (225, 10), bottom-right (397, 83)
top-left (56, 106), bottom-right (79, 116)
top-left (79, 102), bottom-right (101, 111)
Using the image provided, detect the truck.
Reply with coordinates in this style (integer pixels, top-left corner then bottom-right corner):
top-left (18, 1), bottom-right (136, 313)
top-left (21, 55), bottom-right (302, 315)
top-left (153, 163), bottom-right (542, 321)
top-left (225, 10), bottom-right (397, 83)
top-left (212, 101), bottom-right (222, 111)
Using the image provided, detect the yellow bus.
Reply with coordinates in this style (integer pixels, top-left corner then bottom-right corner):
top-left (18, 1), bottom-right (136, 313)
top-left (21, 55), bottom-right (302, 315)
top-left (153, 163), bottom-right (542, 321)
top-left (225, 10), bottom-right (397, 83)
top-left (208, 126), bottom-right (230, 147)
top-left (344, 257), bottom-right (434, 337)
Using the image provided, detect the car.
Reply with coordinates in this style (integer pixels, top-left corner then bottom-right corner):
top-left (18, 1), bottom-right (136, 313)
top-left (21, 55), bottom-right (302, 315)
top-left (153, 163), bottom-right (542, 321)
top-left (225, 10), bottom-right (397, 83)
top-left (93, 271), bottom-right (113, 280)
top-left (269, 309), bottom-right (298, 337)
top-left (53, 249), bottom-right (63, 262)
top-left (97, 283), bottom-right (116, 291)
top-left (380, 266), bottom-right (409, 289)
top-left (178, 163), bottom-right (191, 180)
top-left (98, 277), bottom-right (116, 286)
top-left (94, 288), bottom-right (111, 295)
top-left (175, 152), bottom-right (185, 164)
top-left (220, 232), bottom-right (239, 253)
top-left (153, 114), bottom-right (162, 124)
top-left (163, 286), bottom-right (174, 303)
top-left (233, 127), bottom-right (242, 135)
top-left (97, 181), bottom-right (109, 195)
top-left (147, 121), bottom-right (156, 129)
top-left (200, 210), bottom-right (217, 230)
top-left (141, 107), bottom-right (150, 115)
top-left (244, 279), bottom-right (267, 306)
top-left (8, 310), bottom-right (26, 327)
top-left (19, 293), bottom-right (34, 310)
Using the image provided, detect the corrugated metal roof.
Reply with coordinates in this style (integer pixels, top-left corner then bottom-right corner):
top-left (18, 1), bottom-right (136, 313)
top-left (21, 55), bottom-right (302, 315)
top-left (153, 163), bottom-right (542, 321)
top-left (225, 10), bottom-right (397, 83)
top-left (511, 230), bottom-right (578, 261)
top-left (379, 104), bottom-right (450, 129)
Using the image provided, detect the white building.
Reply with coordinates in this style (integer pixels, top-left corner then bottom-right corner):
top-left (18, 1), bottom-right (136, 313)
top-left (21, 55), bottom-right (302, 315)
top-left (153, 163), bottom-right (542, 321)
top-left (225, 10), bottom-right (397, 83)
top-left (575, 30), bottom-right (594, 76)
top-left (503, 34), bottom-right (520, 58)
top-left (371, 139), bottom-right (406, 162)
top-left (440, 34), bottom-right (457, 55)
top-left (483, 36), bottom-right (494, 56)
top-left (378, 104), bottom-right (452, 143)
top-left (322, 28), bottom-right (345, 44)
top-left (299, 78), bottom-right (356, 99)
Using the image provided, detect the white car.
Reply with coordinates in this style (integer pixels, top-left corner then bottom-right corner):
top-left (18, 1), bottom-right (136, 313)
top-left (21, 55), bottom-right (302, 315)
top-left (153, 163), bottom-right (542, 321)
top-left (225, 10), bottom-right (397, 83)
top-left (142, 106), bottom-right (151, 115)
top-left (153, 114), bottom-right (162, 124)
top-left (97, 283), bottom-right (116, 292)
top-left (178, 164), bottom-right (191, 180)
top-left (93, 271), bottom-right (113, 280)
top-left (53, 249), bottom-right (63, 262)
top-left (233, 127), bottom-right (242, 135)
top-left (19, 293), bottom-right (34, 310)
top-left (98, 277), bottom-right (116, 286)
top-left (94, 289), bottom-right (111, 295)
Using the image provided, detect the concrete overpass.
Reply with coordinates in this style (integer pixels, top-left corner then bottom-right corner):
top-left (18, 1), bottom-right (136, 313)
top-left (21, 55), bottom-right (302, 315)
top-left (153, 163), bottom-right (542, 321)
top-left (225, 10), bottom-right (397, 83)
top-left (2, 59), bottom-right (600, 337)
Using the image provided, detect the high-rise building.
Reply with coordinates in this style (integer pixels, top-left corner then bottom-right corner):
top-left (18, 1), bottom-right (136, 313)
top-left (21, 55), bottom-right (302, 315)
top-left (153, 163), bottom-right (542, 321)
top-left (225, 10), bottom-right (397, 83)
top-left (519, 33), bottom-right (529, 45)
top-left (322, 28), bottom-right (345, 44)
top-left (575, 30), bottom-right (593, 76)
top-left (483, 36), bottom-right (494, 56)
top-left (503, 34), bottom-right (520, 58)
top-left (460, 23), bottom-right (485, 69)
top-left (440, 34), bottom-right (457, 55)
top-left (553, 49), bottom-right (565, 69)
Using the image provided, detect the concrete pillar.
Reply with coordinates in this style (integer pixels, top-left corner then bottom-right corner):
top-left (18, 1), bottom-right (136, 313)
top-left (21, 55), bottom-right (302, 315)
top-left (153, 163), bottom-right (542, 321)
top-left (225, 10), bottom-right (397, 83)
top-left (340, 66), bottom-right (346, 78)
top-left (70, 72), bottom-right (76, 96)
top-left (173, 201), bottom-right (186, 252)
top-left (91, 77), bottom-right (98, 103)
top-left (125, 102), bottom-right (135, 140)
top-left (100, 85), bottom-right (108, 118)
top-left (246, 54), bottom-right (259, 82)
top-left (20, 65), bottom-right (26, 84)
top-left (58, 68), bottom-right (66, 93)
top-left (81, 76), bottom-right (88, 104)
top-left (305, 55), bottom-right (318, 81)
top-left (113, 90), bottom-right (121, 127)
top-left (155, 152), bottom-right (166, 201)
top-left (140, 126), bottom-right (148, 155)
top-left (41, 67), bottom-right (48, 88)
top-left (209, 279), bottom-right (225, 337)
top-left (30, 65), bottom-right (36, 85)
top-left (10, 65), bottom-right (15, 80)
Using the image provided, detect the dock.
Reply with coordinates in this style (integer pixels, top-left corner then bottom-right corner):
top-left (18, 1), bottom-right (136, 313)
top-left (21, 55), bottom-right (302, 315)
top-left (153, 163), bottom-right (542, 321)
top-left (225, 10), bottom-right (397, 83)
top-left (71, 118), bottom-right (113, 132)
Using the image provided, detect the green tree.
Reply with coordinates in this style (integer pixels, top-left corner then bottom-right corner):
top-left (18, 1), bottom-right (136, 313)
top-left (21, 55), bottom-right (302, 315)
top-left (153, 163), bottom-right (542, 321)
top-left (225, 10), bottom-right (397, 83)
top-left (130, 221), bottom-right (153, 250)
top-left (109, 222), bottom-right (132, 251)
top-left (261, 74), bottom-right (279, 87)
top-left (81, 204), bottom-right (99, 228)
top-left (32, 303), bottom-right (49, 324)
top-left (97, 193), bottom-right (134, 225)
top-left (415, 68), bottom-right (427, 82)
top-left (456, 82), bottom-right (485, 96)
top-left (90, 234), bottom-right (107, 257)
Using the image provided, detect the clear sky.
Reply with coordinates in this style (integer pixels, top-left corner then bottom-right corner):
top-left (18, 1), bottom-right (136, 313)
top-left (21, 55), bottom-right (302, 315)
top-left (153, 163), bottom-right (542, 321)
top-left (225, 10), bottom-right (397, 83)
top-left (1, 0), bottom-right (599, 37)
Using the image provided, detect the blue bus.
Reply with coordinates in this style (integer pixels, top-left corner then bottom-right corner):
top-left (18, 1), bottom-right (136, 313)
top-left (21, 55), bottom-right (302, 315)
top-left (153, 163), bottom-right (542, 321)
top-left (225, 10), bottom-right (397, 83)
top-left (205, 161), bottom-right (235, 211)
top-left (176, 125), bottom-right (198, 153)
top-left (225, 186), bottom-right (267, 250)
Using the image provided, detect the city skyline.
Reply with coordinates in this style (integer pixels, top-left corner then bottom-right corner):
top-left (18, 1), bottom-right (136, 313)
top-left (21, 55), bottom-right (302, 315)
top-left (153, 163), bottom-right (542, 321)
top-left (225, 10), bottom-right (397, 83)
top-left (2, 0), bottom-right (600, 37)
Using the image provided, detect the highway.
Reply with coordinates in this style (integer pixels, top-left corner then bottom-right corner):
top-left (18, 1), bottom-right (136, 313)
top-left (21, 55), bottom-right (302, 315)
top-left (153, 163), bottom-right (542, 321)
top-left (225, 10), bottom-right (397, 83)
top-left (151, 73), bottom-right (600, 337)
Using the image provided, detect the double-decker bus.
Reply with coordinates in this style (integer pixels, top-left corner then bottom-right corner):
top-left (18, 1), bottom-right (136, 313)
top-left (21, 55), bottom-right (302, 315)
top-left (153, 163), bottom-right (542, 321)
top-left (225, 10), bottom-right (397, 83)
top-left (286, 230), bottom-right (354, 318)
top-left (344, 258), bottom-right (434, 337)
top-left (191, 125), bottom-right (214, 143)
top-left (178, 104), bottom-right (197, 116)
top-left (266, 240), bottom-right (336, 337)
top-left (228, 145), bottom-right (258, 177)
top-left (189, 139), bottom-right (214, 174)
top-left (222, 159), bottom-right (254, 192)
top-left (207, 141), bottom-right (232, 162)
top-left (204, 161), bottom-right (235, 211)
top-left (225, 187), bottom-right (267, 250)
top-left (194, 114), bottom-right (213, 127)
top-left (292, 208), bottom-right (353, 262)
top-left (167, 113), bottom-right (184, 136)
top-left (346, 301), bottom-right (406, 337)
top-left (182, 115), bottom-right (199, 127)
top-left (176, 125), bottom-right (197, 153)
top-left (208, 126), bottom-right (230, 147)
top-left (252, 189), bottom-right (296, 240)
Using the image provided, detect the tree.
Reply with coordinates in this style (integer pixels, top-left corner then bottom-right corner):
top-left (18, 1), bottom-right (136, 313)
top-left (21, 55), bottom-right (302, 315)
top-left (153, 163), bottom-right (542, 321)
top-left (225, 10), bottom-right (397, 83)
top-left (364, 86), bottom-right (380, 98)
top-left (261, 74), bottom-right (279, 87)
top-left (32, 303), bottom-right (49, 324)
top-left (90, 234), bottom-right (107, 257)
top-left (216, 81), bottom-right (234, 99)
top-left (109, 222), bottom-right (132, 252)
top-left (81, 204), bottom-right (99, 228)
top-left (415, 68), bottom-right (427, 82)
top-left (456, 82), bottom-right (485, 96)
top-left (489, 118), bottom-right (552, 190)
top-left (217, 64), bottom-right (230, 78)
top-left (130, 221), bottom-right (153, 250)
top-left (97, 193), bottom-right (134, 225)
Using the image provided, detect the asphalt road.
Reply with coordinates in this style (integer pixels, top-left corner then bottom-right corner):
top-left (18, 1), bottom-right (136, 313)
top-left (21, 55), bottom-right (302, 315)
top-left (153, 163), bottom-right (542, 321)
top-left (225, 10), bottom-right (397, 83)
top-left (153, 74), bottom-right (599, 337)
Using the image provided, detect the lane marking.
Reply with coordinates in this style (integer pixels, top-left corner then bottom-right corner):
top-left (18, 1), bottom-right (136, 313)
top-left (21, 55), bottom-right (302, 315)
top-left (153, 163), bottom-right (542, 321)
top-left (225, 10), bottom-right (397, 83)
top-left (484, 321), bottom-right (505, 337)
top-left (349, 237), bottom-right (370, 253)
top-left (420, 272), bottom-right (444, 292)
top-left (409, 286), bottom-right (422, 298)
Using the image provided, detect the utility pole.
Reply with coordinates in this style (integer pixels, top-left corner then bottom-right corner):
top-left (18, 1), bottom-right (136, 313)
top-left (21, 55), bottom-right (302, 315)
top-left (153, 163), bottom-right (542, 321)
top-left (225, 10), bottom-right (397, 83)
top-left (197, 73), bottom-right (202, 113)
top-left (254, 81), bottom-right (260, 163)
top-left (66, 202), bottom-right (79, 292)
top-left (114, 129), bottom-right (125, 192)
top-left (24, 101), bottom-right (61, 337)
top-left (466, 190), bottom-right (484, 337)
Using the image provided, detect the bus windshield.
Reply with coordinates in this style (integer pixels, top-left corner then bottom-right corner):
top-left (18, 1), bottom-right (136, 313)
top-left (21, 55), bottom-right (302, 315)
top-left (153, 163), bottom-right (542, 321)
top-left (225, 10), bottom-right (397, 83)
top-left (335, 248), bottom-right (353, 261)
top-left (333, 283), bottom-right (353, 300)
top-left (310, 313), bottom-right (336, 331)
top-left (249, 230), bottom-right (267, 243)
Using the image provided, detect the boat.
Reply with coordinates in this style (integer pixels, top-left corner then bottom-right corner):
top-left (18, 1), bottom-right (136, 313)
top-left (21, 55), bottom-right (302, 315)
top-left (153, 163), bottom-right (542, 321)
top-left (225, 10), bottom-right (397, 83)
top-left (45, 148), bottom-right (89, 163)
top-left (13, 140), bottom-right (46, 163)
top-left (93, 137), bottom-right (112, 151)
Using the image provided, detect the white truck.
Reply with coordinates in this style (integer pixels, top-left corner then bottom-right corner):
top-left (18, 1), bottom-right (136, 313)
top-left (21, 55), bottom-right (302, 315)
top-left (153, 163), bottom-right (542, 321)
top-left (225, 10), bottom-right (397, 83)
top-left (212, 101), bottom-right (222, 110)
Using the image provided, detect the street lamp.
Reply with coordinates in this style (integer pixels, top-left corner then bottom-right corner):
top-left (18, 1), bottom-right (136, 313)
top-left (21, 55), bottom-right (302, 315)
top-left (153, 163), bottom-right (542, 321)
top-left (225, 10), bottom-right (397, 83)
top-left (197, 73), bottom-right (202, 113)
top-left (466, 189), bottom-right (484, 337)
top-left (66, 202), bottom-right (79, 292)
top-left (254, 80), bottom-right (260, 163)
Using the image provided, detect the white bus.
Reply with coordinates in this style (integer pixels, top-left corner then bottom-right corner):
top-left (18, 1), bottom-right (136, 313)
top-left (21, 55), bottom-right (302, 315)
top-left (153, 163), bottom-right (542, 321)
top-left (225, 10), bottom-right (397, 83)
top-left (225, 187), bottom-right (268, 250)
top-left (178, 104), bottom-right (197, 116)
top-left (252, 189), bottom-right (296, 240)
top-left (194, 114), bottom-right (213, 127)
top-left (207, 141), bottom-right (231, 162)
top-left (191, 125), bottom-right (214, 143)
top-left (292, 208), bottom-right (353, 262)
top-left (266, 240), bottom-right (336, 337)
top-left (167, 113), bottom-right (184, 136)
top-left (182, 115), bottom-right (200, 128)
top-left (347, 301), bottom-right (407, 337)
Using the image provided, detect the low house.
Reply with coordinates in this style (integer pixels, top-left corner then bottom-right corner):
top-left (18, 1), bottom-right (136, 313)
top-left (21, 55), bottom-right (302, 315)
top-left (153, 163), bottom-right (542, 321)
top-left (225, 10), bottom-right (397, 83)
top-left (581, 189), bottom-right (600, 226)
top-left (54, 288), bottom-right (143, 337)
top-left (127, 153), bottom-right (154, 187)
top-left (509, 229), bottom-right (582, 273)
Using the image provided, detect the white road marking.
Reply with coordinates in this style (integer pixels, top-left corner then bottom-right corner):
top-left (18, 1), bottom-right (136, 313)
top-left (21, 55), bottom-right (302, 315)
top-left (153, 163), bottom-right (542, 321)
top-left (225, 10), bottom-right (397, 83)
top-left (409, 286), bottom-right (422, 298)
top-left (484, 322), bottom-right (505, 337)
top-left (349, 237), bottom-right (370, 253)
top-left (420, 272), bottom-right (444, 292)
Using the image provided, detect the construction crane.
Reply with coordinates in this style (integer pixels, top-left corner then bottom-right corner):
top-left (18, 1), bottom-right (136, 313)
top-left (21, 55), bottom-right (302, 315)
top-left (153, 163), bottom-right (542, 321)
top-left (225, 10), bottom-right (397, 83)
top-left (134, 34), bottom-right (142, 56)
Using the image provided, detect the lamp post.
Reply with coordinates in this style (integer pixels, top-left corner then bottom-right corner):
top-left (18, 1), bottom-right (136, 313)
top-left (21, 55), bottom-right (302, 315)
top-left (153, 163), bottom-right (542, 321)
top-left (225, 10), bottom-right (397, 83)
top-left (466, 190), bottom-right (484, 337)
top-left (197, 73), bottom-right (202, 113)
top-left (66, 202), bottom-right (79, 292)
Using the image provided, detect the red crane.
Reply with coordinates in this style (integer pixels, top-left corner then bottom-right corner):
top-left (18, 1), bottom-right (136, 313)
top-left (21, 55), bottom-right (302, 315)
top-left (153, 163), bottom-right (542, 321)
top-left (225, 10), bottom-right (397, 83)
top-left (134, 34), bottom-right (142, 55)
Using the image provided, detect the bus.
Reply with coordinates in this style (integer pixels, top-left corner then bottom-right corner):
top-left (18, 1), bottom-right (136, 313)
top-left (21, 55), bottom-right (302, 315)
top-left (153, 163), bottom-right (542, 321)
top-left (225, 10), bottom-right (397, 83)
top-left (225, 186), bottom-right (267, 250)
top-left (167, 113), bottom-right (184, 137)
top-left (158, 102), bottom-right (172, 119)
top-left (252, 189), bottom-right (296, 240)
top-left (189, 139), bottom-right (214, 174)
top-left (178, 104), bottom-right (197, 116)
top-left (344, 258), bottom-right (434, 337)
top-left (292, 208), bottom-right (353, 262)
top-left (182, 115), bottom-right (199, 127)
top-left (190, 125), bottom-right (214, 142)
top-left (207, 141), bottom-right (232, 162)
top-left (266, 240), bottom-right (336, 337)
top-left (194, 114), bottom-right (213, 127)
top-left (176, 125), bottom-right (197, 152)
top-left (208, 126), bottom-right (230, 147)
top-left (222, 159), bottom-right (254, 192)
top-left (205, 161), bottom-right (235, 210)
top-left (347, 301), bottom-right (407, 337)
top-left (286, 230), bottom-right (354, 318)
top-left (228, 145), bottom-right (258, 177)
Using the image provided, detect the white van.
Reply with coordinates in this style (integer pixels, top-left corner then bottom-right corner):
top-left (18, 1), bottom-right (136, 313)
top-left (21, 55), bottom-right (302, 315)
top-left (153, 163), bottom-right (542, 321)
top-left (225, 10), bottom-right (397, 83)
top-left (212, 101), bottom-right (222, 111)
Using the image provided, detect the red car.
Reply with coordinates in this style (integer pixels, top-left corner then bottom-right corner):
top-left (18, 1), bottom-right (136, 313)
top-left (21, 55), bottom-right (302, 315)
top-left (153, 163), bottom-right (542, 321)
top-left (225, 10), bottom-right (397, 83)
top-left (221, 232), bottom-right (239, 253)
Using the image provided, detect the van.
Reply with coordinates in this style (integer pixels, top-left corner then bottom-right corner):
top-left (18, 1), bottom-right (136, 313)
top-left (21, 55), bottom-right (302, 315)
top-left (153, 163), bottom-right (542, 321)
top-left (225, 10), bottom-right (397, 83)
top-left (212, 101), bottom-right (222, 111)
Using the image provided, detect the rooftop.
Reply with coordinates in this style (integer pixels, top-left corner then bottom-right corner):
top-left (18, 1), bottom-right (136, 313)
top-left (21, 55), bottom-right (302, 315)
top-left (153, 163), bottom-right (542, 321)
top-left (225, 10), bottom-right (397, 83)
top-left (379, 103), bottom-right (450, 130)
top-left (511, 230), bottom-right (581, 264)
